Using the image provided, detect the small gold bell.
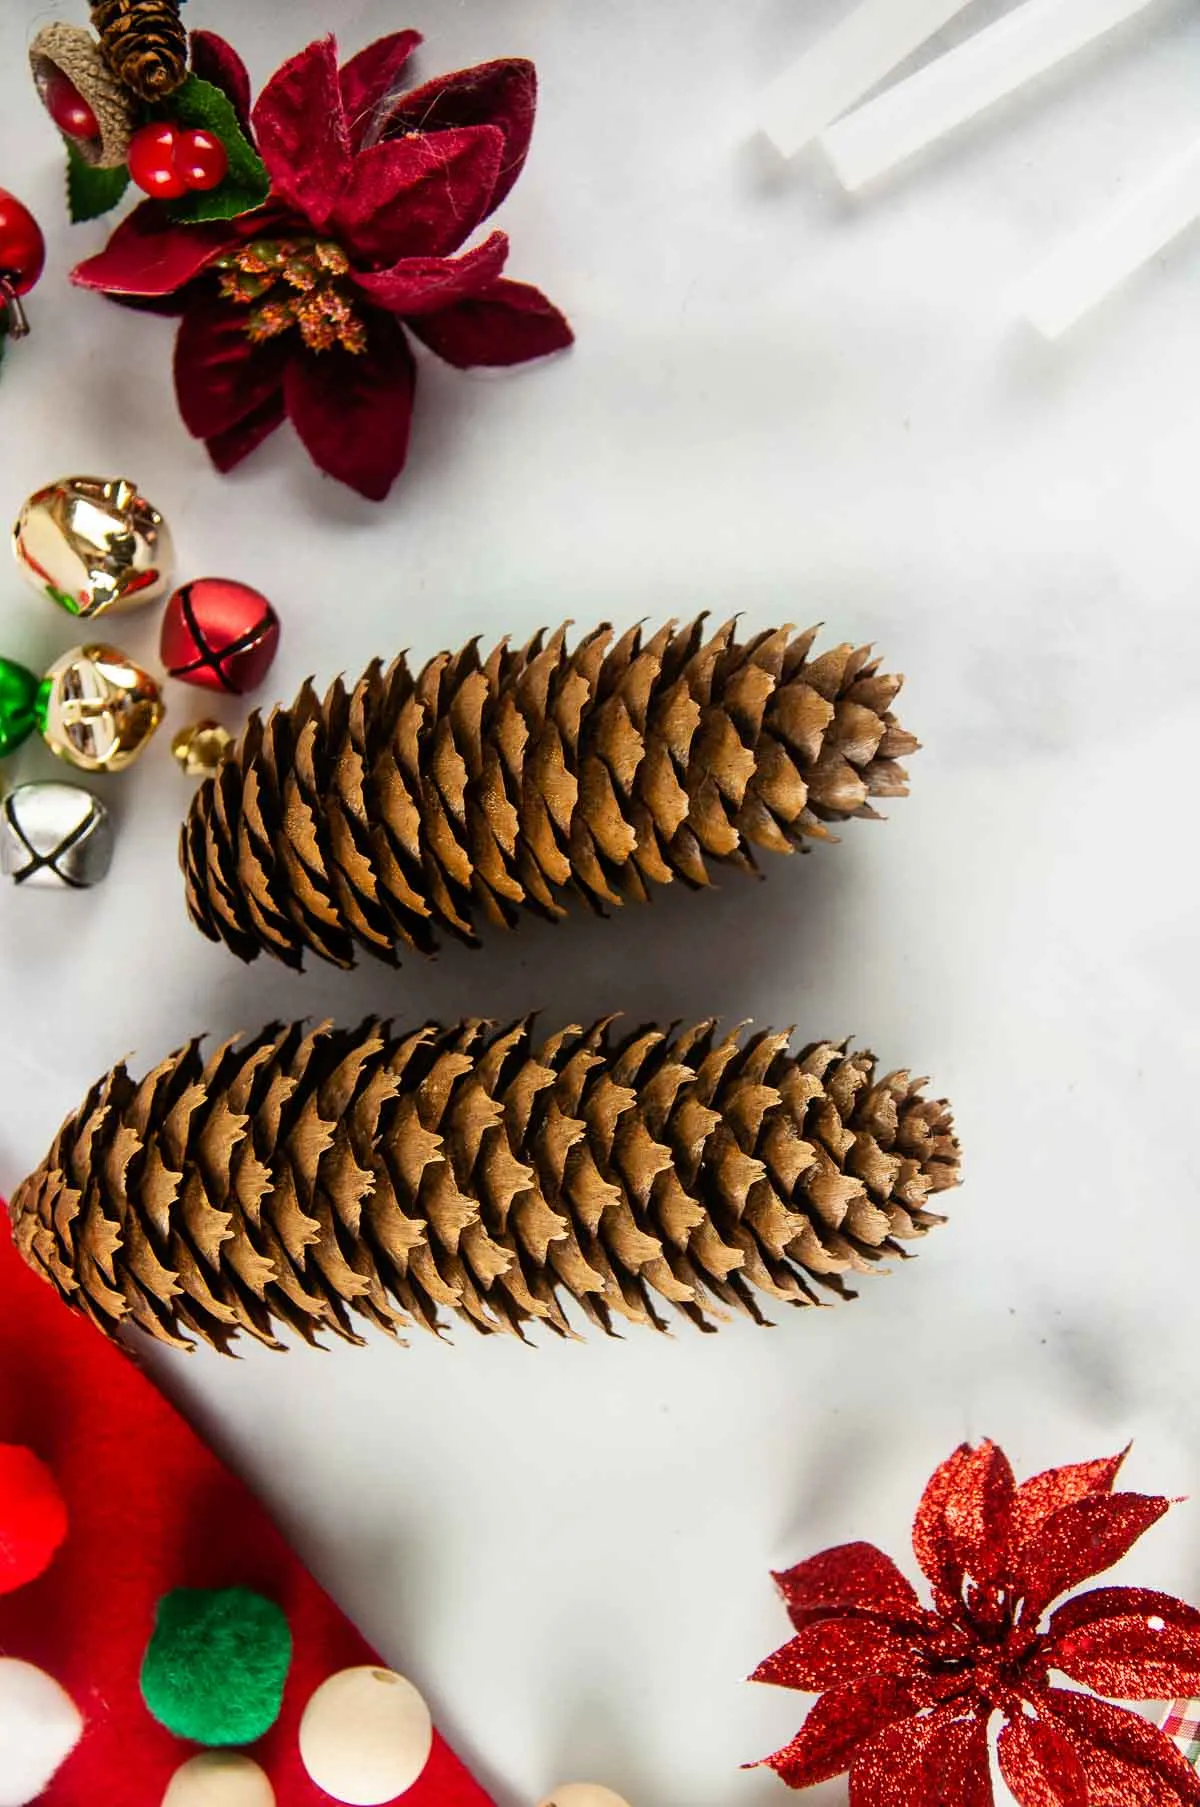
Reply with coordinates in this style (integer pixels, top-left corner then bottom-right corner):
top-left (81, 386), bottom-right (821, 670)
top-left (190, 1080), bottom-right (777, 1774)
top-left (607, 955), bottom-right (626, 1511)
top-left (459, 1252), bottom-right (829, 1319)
top-left (13, 475), bottom-right (173, 619)
top-left (171, 720), bottom-right (234, 779)
top-left (39, 644), bottom-right (164, 774)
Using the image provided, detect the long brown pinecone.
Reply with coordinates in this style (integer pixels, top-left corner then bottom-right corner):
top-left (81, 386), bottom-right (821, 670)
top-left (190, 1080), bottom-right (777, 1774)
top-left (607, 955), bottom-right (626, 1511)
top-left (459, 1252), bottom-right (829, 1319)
top-left (181, 618), bottom-right (917, 970)
top-left (9, 1018), bottom-right (959, 1355)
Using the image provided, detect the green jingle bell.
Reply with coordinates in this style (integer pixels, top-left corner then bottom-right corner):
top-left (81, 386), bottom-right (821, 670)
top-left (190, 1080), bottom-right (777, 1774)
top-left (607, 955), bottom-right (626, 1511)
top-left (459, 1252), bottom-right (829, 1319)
top-left (0, 656), bottom-right (40, 758)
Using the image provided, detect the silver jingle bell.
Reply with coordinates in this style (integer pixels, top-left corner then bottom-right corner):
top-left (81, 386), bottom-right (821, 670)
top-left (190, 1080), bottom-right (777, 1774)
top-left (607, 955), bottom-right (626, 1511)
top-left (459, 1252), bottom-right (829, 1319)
top-left (0, 782), bottom-right (114, 889)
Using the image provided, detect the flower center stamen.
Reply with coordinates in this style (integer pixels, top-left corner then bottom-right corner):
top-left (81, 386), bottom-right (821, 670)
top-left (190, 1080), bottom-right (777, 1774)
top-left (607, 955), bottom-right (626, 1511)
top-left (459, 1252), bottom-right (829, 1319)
top-left (215, 238), bottom-right (367, 355)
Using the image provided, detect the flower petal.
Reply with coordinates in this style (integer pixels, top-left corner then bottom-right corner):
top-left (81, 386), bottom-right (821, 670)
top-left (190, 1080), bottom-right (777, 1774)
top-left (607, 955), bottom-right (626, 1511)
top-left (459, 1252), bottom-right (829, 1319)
top-left (189, 30), bottom-right (254, 137)
top-left (912, 1443), bottom-right (974, 1600)
top-left (72, 203), bottom-right (235, 297)
top-left (760, 1677), bottom-right (918, 1788)
top-left (207, 392), bottom-right (286, 473)
top-left (331, 126), bottom-right (505, 264)
top-left (1011, 1450), bottom-right (1130, 1561)
top-left (407, 278), bottom-right (573, 368)
top-left (174, 298), bottom-right (290, 440)
top-left (1045, 1589), bottom-right (1200, 1700)
top-left (352, 231), bottom-right (509, 317)
top-left (774, 1542), bottom-right (925, 1631)
top-left (1041, 1689), bottom-right (1200, 1806)
top-left (752, 1619), bottom-right (926, 1692)
top-left (850, 1706), bottom-right (994, 1807)
top-left (997, 1714), bottom-right (1089, 1807)
top-left (340, 31), bottom-right (424, 150)
top-left (942, 1440), bottom-right (1016, 1589)
top-left (284, 316), bottom-right (417, 501)
top-left (380, 58), bottom-right (538, 214)
top-left (1050, 1587), bottom-right (1200, 1642)
top-left (1020, 1493), bottom-right (1172, 1618)
top-left (252, 36), bottom-right (352, 229)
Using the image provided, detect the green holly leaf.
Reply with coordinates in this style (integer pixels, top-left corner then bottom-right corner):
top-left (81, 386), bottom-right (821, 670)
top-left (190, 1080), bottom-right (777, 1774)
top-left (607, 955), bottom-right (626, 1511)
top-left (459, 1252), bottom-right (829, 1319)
top-left (66, 141), bottom-right (131, 224)
top-left (165, 75), bottom-right (270, 225)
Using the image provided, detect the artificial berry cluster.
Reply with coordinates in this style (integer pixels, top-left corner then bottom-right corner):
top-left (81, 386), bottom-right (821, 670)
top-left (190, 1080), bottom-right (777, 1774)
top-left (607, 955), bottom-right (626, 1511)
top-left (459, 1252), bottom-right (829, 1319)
top-left (127, 121), bottom-right (229, 199)
top-left (43, 69), bottom-right (230, 200)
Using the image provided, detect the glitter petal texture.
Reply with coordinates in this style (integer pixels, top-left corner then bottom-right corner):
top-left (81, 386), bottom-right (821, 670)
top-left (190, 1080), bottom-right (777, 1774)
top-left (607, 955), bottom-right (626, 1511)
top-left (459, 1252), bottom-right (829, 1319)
top-left (752, 1441), bottom-right (1200, 1805)
top-left (70, 31), bottom-right (573, 500)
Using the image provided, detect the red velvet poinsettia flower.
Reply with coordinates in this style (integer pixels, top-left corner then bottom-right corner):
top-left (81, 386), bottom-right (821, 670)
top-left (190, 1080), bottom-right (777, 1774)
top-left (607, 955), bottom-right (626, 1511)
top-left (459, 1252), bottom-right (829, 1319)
top-left (752, 1441), bottom-right (1200, 1805)
top-left (72, 30), bottom-right (572, 500)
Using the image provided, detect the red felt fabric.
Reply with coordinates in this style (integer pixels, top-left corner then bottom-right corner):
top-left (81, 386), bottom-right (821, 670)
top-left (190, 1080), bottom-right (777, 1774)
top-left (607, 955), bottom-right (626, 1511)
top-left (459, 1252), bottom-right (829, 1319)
top-left (0, 1222), bottom-right (495, 1807)
top-left (0, 1445), bottom-right (67, 1594)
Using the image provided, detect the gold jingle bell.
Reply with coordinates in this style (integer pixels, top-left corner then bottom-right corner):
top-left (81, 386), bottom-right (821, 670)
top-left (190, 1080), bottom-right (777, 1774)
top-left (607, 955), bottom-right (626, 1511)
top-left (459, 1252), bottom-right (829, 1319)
top-left (39, 644), bottom-right (164, 774)
top-left (13, 475), bottom-right (173, 619)
top-left (171, 720), bottom-right (234, 779)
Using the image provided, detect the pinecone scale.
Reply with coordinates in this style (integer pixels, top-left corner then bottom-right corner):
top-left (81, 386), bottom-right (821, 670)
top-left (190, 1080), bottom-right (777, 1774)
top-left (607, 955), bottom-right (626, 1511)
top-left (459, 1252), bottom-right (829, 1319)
top-left (182, 619), bottom-right (919, 970)
top-left (9, 1019), bottom-right (959, 1355)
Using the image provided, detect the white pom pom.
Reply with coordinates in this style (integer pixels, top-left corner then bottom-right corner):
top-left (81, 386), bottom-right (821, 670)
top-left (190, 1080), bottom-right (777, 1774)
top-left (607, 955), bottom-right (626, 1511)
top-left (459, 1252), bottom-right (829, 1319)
top-left (0, 1658), bottom-right (83, 1807)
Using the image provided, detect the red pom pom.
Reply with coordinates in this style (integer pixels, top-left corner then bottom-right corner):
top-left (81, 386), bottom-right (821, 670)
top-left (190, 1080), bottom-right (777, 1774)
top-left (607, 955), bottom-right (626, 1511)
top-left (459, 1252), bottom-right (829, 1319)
top-left (0, 1443), bottom-right (68, 1594)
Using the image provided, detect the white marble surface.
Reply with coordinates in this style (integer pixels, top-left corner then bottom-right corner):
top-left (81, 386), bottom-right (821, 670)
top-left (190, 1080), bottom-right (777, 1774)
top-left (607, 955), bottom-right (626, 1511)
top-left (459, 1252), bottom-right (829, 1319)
top-left (2, 2), bottom-right (1200, 1803)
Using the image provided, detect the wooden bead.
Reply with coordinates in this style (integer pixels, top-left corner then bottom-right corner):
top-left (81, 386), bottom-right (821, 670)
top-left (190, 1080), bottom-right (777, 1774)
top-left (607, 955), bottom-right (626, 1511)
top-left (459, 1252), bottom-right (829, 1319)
top-left (299, 1668), bottom-right (432, 1805)
top-left (161, 1754), bottom-right (275, 1807)
top-left (537, 1790), bottom-right (632, 1807)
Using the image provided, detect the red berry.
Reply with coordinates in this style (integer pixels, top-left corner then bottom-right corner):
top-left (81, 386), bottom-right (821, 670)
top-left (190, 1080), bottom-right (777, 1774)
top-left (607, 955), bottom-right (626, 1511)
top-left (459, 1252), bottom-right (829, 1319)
top-left (0, 190), bottom-right (45, 296)
top-left (128, 122), bottom-right (187, 200)
top-left (44, 70), bottom-right (100, 142)
top-left (176, 128), bottom-right (229, 193)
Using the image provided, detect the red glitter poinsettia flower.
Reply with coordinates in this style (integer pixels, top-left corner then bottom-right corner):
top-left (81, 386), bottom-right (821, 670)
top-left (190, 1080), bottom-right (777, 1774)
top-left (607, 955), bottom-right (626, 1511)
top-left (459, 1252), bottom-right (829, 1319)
top-left (71, 30), bottom-right (572, 500)
top-left (752, 1441), bottom-right (1200, 1805)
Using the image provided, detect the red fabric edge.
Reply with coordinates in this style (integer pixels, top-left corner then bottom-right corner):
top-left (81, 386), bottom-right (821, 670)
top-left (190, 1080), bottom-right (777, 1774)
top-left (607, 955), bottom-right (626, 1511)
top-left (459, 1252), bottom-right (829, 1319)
top-left (0, 1218), bottom-right (495, 1807)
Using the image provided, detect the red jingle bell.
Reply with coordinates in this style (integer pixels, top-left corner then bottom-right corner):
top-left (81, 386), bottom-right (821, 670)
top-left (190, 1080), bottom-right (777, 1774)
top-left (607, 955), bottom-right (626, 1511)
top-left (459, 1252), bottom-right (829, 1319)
top-left (160, 579), bottom-right (281, 696)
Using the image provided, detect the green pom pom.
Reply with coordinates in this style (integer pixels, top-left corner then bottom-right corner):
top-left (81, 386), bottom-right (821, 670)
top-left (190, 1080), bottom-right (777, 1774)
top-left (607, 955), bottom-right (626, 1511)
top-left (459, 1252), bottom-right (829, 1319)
top-left (140, 1587), bottom-right (292, 1747)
